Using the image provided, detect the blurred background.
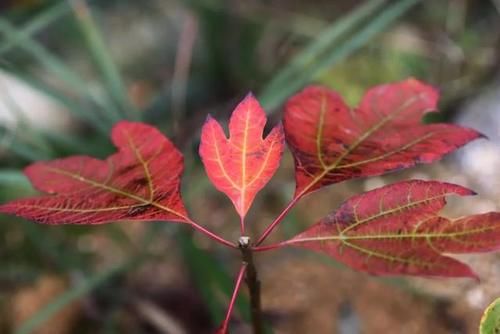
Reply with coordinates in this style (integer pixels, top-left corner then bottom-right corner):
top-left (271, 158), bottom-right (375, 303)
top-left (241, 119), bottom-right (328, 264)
top-left (0, 0), bottom-right (499, 333)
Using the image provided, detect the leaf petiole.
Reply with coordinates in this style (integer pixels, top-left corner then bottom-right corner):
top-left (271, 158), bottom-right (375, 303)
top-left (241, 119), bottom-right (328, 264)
top-left (255, 195), bottom-right (302, 246)
top-left (252, 241), bottom-right (289, 252)
top-left (217, 263), bottom-right (248, 333)
top-left (186, 218), bottom-right (237, 249)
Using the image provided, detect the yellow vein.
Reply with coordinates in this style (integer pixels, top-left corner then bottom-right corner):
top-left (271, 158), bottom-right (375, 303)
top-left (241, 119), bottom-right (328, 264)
top-left (337, 132), bottom-right (435, 169)
top-left (12, 203), bottom-right (135, 213)
top-left (44, 166), bottom-right (187, 219)
top-left (246, 140), bottom-right (276, 189)
top-left (297, 95), bottom-right (424, 197)
top-left (210, 124), bottom-right (241, 190)
top-left (341, 193), bottom-right (454, 234)
top-left (341, 239), bottom-right (442, 268)
top-left (290, 224), bottom-right (500, 243)
top-left (124, 131), bottom-right (154, 201)
top-left (326, 95), bottom-right (423, 172)
top-left (316, 94), bottom-right (327, 169)
top-left (240, 108), bottom-right (251, 211)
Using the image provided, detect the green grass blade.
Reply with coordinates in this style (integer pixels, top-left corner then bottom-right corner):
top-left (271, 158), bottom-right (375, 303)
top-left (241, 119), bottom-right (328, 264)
top-left (0, 80), bottom-right (55, 155)
top-left (187, 0), bottom-right (327, 38)
top-left (0, 67), bottom-right (110, 135)
top-left (0, 139), bottom-right (50, 161)
top-left (39, 129), bottom-right (98, 155)
top-left (71, 1), bottom-right (138, 120)
top-left (0, 19), bottom-right (87, 96)
top-left (0, 125), bottom-right (51, 161)
top-left (259, 0), bottom-right (420, 111)
top-left (260, 0), bottom-right (387, 99)
top-left (0, 19), bottom-right (121, 124)
top-left (0, 2), bottom-right (70, 56)
top-left (14, 261), bottom-right (134, 334)
top-left (306, 0), bottom-right (420, 80)
top-left (0, 169), bottom-right (28, 186)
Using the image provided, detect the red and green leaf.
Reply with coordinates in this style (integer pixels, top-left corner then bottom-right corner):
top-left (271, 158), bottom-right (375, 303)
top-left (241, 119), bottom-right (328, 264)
top-left (287, 180), bottom-right (500, 278)
top-left (283, 79), bottom-right (482, 198)
top-left (199, 94), bottom-right (284, 223)
top-left (0, 121), bottom-right (189, 224)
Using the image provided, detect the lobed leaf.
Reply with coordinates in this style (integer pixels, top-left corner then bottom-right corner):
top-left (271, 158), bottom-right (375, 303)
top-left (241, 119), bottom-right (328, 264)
top-left (0, 121), bottom-right (189, 224)
top-left (288, 180), bottom-right (500, 278)
top-left (199, 94), bottom-right (284, 222)
top-left (283, 79), bottom-right (482, 198)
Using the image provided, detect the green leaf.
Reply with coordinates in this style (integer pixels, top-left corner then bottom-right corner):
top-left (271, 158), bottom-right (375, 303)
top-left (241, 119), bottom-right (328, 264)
top-left (0, 67), bottom-right (110, 135)
top-left (0, 2), bottom-right (70, 56)
top-left (0, 18), bottom-right (120, 125)
top-left (480, 298), bottom-right (500, 334)
top-left (0, 169), bottom-right (29, 186)
top-left (261, 0), bottom-right (386, 99)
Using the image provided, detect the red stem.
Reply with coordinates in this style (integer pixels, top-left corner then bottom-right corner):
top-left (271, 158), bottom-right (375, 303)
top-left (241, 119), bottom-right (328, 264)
top-left (186, 218), bottom-right (237, 249)
top-left (219, 263), bottom-right (248, 333)
top-left (255, 196), bottom-right (301, 246)
top-left (240, 216), bottom-right (245, 235)
top-left (252, 240), bottom-right (289, 252)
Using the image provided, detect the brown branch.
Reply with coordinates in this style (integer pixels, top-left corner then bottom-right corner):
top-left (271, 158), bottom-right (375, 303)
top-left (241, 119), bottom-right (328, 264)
top-left (238, 236), bottom-right (263, 334)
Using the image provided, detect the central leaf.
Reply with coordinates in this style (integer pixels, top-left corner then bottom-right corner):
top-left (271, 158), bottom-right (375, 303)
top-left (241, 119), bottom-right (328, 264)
top-left (199, 94), bottom-right (284, 223)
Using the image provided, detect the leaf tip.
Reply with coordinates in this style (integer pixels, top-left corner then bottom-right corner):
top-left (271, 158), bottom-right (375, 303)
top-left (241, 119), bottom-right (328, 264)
top-left (244, 91), bottom-right (255, 99)
top-left (462, 127), bottom-right (488, 142)
top-left (237, 92), bottom-right (260, 109)
top-left (463, 268), bottom-right (481, 282)
top-left (204, 113), bottom-right (215, 123)
top-left (455, 184), bottom-right (477, 197)
top-left (477, 131), bottom-right (489, 141)
top-left (421, 180), bottom-right (477, 197)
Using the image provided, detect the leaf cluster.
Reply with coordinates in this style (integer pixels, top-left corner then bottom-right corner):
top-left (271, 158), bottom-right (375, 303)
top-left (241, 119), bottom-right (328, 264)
top-left (2, 79), bottom-right (499, 333)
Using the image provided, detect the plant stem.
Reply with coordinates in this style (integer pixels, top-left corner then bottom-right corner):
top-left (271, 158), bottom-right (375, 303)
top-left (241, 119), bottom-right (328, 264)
top-left (252, 240), bottom-right (289, 252)
top-left (220, 263), bottom-right (248, 333)
top-left (186, 218), bottom-right (237, 249)
top-left (256, 195), bottom-right (301, 245)
top-left (238, 237), bottom-right (264, 334)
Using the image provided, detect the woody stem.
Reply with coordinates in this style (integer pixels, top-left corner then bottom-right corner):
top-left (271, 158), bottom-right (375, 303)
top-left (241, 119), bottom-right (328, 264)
top-left (238, 236), bottom-right (264, 334)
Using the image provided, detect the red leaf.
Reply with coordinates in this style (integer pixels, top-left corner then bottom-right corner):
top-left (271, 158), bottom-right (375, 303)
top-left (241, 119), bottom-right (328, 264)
top-left (283, 79), bottom-right (482, 198)
top-left (0, 121), bottom-right (189, 224)
top-left (199, 94), bottom-right (284, 221)
top-left (287, 180), bottom-right (500, 278)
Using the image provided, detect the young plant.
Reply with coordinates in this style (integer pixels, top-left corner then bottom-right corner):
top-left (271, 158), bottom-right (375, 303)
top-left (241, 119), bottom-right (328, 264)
top-left (2, 78), bottom-right (500, 333)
